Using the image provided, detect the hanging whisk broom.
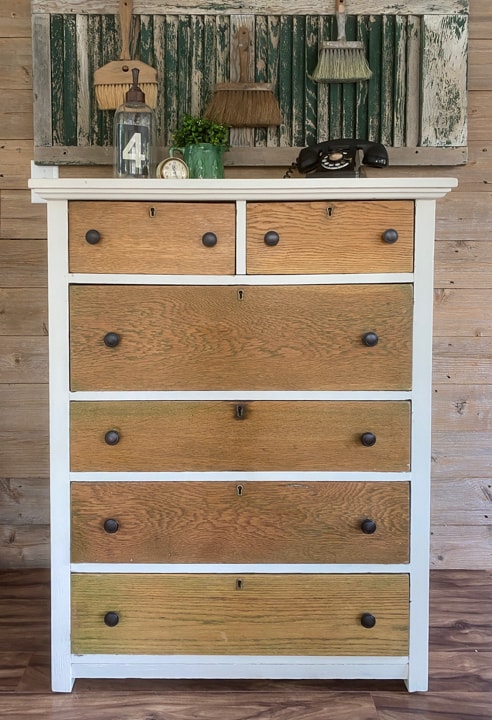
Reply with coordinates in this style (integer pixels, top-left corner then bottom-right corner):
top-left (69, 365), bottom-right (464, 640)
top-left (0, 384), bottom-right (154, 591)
top-left (311, 0), bottom-right (372, 83)
top-left (94, 0), bottom-right (158, 109)
top-left (204, 26), bottom-right (282, 127)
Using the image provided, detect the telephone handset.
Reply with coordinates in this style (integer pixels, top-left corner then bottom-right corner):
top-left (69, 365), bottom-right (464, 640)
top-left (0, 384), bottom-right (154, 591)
top-left (288, 139), bottom-right (388, 178)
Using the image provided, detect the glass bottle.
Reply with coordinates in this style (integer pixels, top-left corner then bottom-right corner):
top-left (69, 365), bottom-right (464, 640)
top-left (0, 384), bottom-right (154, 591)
top-left (113, 68), bottom-right (156, 178)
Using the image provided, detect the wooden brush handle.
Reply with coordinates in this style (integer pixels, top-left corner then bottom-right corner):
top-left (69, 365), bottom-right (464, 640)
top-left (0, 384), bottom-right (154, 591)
top-left (336, 0), bottom-right (347, 42)
top-left (237, 26), bottom-right (251, 83)
top-left (119, 0), bottom-right (132, 61)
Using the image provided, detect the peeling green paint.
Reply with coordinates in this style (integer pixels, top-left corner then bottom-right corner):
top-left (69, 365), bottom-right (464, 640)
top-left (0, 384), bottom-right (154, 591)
top-left (46, 11), bottom-right (468, 152)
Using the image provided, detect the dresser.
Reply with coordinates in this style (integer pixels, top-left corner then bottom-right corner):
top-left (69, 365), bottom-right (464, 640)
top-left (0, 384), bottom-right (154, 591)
top-left (29, 176), bottom-right (456, 692)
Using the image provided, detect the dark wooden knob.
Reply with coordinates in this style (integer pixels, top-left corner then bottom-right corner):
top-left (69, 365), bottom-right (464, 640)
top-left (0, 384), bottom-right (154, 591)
top-left (202, 232), bottom-right (217, 247)
top-left (104, 429), bottom-right (120, 446)
top-left (361, 518), bottom-right (377, 534)
top-left (103, 518), bottom-right (119, 534)
top-left (85, 229), bottom-right (101, 244)
top-left (362, 332), bottom-right (378, 347)
top-left (264, 230), bottom-right (280, 246)
top-left (104, 332), bottom-right (120, 348)
top-left (104, 611), bottom-right (119, 627)
top-left (361, 613), bottom-right (376, 628)
top-left (382, 228), bottom-right (398, 244)
top-left (360, 432), bottom-right (376, 447)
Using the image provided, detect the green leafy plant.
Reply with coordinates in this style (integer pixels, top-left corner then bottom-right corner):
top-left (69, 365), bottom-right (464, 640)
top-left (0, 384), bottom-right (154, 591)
top-left (171, 114), bottom-right (230, 148)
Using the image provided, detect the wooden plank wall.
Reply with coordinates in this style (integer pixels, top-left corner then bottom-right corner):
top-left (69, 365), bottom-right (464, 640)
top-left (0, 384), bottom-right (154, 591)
top-left (0, 0), bottom-right (491, 569)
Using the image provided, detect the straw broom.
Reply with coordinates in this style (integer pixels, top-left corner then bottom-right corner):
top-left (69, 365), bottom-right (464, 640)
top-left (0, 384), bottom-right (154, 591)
top-left (204, 26), bottom-right (282, 127)
top-left (311, 0), bottom-right (372, 83)
top-left (94, 0), bottom-right (158, 110)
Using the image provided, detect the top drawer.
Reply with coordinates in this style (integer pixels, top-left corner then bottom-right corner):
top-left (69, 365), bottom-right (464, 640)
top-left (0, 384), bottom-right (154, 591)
top-left (68, 201), bottom-right (236, 275)
top-left (246, 200), bottom-right (414, 274)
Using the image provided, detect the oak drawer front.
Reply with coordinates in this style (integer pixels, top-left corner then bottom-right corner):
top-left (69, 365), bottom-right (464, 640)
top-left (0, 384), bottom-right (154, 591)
top-left (71, 481), bottom-right (409, 564)
top-left (70, 400), bottom-right (411, 473)
top-left (68, 201), bottom-right (236, 274)
top-left (69, 284), bottom-right (413, 391)
top-left (71, 573), bottom-right (409, 656)
top-left (246, 200), bottom-right (414, 274)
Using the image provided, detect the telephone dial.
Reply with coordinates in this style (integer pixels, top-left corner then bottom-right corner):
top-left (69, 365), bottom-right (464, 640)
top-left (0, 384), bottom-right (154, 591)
top-left (285, 139), bottom-right (389, 178)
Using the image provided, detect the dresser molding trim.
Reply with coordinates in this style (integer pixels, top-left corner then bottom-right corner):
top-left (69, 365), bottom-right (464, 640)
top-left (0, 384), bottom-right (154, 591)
top-left (71, 563), bottom-right (412, 574)
top-left (69, 471), bottom-right (412, 483)
top-left (66, 273), bottom-right (415, 285)
top-left (29, 177), bottom-right (458, 203)
top-left (70, 655), bottom-right (409, 681)
top-left (69, 391), bottom-right (412, 400)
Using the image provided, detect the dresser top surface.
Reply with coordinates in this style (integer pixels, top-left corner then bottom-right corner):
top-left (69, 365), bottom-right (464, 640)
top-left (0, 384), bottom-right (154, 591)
top-left (29, 176), bottom-right (458, 202)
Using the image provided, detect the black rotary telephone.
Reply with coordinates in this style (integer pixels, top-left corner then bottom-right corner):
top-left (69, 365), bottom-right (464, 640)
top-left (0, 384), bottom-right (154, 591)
top-left (286, 138), bottom-right (389, 178)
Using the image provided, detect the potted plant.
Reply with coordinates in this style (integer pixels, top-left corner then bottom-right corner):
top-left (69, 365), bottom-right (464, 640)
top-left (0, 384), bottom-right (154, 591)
top-left (170, 114), bottom-right (230, 178)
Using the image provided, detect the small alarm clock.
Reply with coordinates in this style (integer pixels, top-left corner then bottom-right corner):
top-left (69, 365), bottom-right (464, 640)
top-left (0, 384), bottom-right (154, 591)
top-left (156, 157), bottom-right (189, 179)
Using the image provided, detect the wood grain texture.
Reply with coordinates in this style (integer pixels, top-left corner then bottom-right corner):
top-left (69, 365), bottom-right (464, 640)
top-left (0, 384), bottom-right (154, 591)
top-left (246, 201), bottom-right (414, 275)
top-left (0, 337), bottom-right (48, 383)
top-left (68, 201), bottom-right (236, 274)
top-left (69, 400), bottom-right (411, 472)
top-left (71, 573), bottom-right (409, 655)
top-left (1, 0), bottom-right (490, 576)
top-left (434, 288), bottom-right (492, 337)
top-left (0, 240), bottom-right (47, 286)
top-left (69, 284), bottom-right (413, 391)
top-left (0, 525), bottom-right (50, 569)
top-left (2, 569), bottom-right (492, 710)
top-left (0, 289), bottom-right (47, 336)
top-left (0, 478), bottom-right (49, 525)
top-left (70, 480), bottom-right (410, 564)
top-left (0, 385), bottom-right (49, 479)
top-left (0, 141), bottom-right (38, 190)
top-left (433, 337), bottom-right (492, 383)
top-left (31, 2), bottom-right (470, 15)
top-left (373, 692), bottom-right (492, 719)
top-left (0, 1), bottom-right (32, 37)
top-left (0, 191), bottom-right (47, 240)
top-left (420, 14), bottom-right (468, 147)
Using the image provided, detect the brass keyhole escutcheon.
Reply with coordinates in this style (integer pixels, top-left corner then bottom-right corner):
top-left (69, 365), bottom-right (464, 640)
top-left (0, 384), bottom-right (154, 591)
top-left (236, 484), bottom-right (243, 496)
top-left (237, 288), bottom-right (244, 301)
top-left (149, 206), bottom-right (157, 218)
top-left (236, 579), bottom-right (243, 590)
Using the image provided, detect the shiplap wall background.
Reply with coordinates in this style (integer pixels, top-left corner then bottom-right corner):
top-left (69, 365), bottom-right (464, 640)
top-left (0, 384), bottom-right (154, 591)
top-left (0, 0), bottom-right (491, 569)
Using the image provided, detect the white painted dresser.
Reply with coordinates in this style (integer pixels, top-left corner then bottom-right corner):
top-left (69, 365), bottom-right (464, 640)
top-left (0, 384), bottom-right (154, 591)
top-left (29, 177), bottom-right (456, 692)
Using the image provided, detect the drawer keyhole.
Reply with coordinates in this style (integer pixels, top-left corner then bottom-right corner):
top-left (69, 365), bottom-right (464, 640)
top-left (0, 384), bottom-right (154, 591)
top-left (149, 207), bottom-right (157, 218)
top-left (236, 579), bottom-right (243, 590)
top-left (235, 404), bottom-right (246, 420)
top-left (236, 484), bottom-right (243, 496)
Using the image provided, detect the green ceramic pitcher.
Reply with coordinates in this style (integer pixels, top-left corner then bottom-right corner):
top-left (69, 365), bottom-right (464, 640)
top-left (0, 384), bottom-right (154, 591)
top-left (169, 143), bottom-right (225, 179)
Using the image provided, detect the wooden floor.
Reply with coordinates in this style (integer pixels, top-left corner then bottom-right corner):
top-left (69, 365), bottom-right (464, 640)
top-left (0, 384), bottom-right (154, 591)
top-left (0, 570), bottom-right (490, 718)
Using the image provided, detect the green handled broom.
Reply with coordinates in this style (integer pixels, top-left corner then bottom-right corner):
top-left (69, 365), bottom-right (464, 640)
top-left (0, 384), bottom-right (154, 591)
top-left (311, 0), bottom-right (372, 83)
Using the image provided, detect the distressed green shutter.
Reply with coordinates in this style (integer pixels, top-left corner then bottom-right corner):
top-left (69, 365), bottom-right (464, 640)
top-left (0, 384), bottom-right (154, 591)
top-left (32, 2), bottom-right (469, 166)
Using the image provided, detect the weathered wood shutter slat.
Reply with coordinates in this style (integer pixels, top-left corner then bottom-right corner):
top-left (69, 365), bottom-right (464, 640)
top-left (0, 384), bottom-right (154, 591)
top-left (421, 14), bottom-right (468, 147)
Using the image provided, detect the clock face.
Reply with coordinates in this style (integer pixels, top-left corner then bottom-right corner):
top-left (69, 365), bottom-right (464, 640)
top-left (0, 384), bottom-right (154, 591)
top-left (157, 157), bottom-right (189, 179)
